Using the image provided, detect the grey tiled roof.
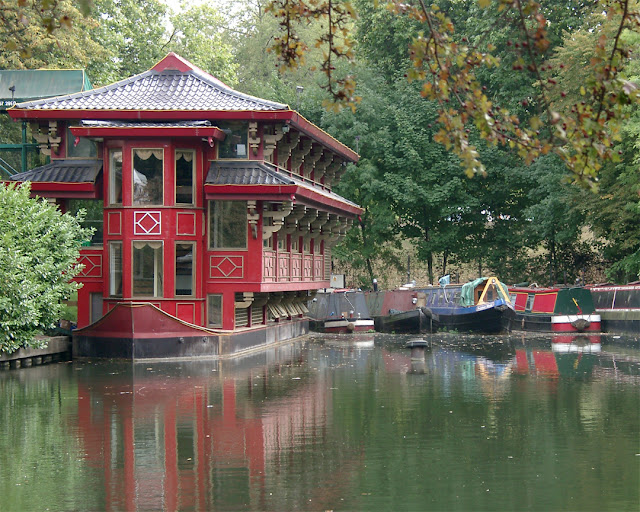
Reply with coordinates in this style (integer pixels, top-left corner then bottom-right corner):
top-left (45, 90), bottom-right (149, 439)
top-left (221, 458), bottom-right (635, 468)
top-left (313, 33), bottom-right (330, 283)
top-left (207, 161), bottom-right (292, 186)
top-left (206, 161), bottom-right (358, 207)
top-left (9, 159), bottom-right (102, 183)
top-left (16, 68), bottom-right (288, 112)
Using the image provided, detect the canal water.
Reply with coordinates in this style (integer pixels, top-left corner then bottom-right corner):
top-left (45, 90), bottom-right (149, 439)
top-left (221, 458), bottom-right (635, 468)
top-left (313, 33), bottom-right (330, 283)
top-left (0, 333), bottom-right (638, 511)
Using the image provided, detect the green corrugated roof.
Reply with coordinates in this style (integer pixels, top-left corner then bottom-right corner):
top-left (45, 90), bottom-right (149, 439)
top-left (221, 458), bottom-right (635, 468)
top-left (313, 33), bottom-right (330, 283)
top-left (0, 69), bottom-right (91, 109)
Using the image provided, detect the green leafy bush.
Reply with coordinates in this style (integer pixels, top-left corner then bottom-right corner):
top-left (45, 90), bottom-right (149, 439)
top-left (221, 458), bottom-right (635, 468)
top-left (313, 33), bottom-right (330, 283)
top-left (0, 183), bottom-right (92, 353)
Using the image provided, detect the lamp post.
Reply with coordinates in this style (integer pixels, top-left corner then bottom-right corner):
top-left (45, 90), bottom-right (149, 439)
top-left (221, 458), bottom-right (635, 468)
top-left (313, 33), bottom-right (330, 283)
top-left (295, 85), bottom-right (304, 111)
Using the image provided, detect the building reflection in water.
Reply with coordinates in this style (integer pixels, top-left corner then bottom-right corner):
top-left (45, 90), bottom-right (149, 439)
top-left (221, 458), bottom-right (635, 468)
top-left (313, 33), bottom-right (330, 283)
top-left (73, 341), bottom-right (345, 511)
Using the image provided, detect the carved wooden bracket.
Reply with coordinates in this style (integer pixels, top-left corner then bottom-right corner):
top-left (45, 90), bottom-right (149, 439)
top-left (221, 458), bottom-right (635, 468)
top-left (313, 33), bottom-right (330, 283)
top-left (314, 153), bottom-right (334, 181)
top-left (248, 122), bottom-right (260, 156)
top-left (303, 144), bottom-right (324, 178)
top-left (319, 215), bottom-right (340, 241)
top-left (263, 124), bottom-right (285, 160)
top-left (291, 138), bottom-right (312, 173)
top-left (235, 292), bottom-right (254, 309)
top-left (31, 121), bottom-right (61, 157)
top-left (329, 217), bottom-right (350, 244)
top-left (262, 201), bottom-right (294, 239)
top-left (311, 211), bottom-right (329, 230)
top-left (276, 131), bottom-right (300, 167)
top-left (247, 200), bottom-right (260, 239)
top-left (282, 204), bottom-right (307, 234)
top-left (300, 208), bottom-right (318, 242)
top-left (324, 160), bottom-right (343, 186)
top-left (334, 162), bottom-right (347, 181)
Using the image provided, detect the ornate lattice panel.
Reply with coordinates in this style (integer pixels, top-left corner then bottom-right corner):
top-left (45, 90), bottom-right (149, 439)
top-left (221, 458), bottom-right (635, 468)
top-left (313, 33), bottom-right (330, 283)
top-left (278, 254), bottom-right (290, 281)
top-left (291, 254), bottom-right (302, 281)
top-left (77, 254), bottom-right (102, 278)
top-left (303, 255), bottom-right (313, 281)
top-left (209, 255), bottom-right (244, 279)
top-left (263, 252), bottom-right (276, 282)
top-left (314, 256), bottom-right (323, 281)
top-left (134, 211), bottom-right (162, 235)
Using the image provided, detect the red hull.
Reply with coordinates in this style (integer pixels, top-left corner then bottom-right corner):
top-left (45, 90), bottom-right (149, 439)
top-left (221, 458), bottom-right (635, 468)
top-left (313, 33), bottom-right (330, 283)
top-left (74, 302), bottom-right (216, 340)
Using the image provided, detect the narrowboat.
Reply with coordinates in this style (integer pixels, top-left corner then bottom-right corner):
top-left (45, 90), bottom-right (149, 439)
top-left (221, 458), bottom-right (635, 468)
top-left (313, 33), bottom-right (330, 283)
top-left (508, 286), bottom-right (601, 333)
top-left (368, 276), bottom-right (515, 334)
top-left (588, 282), bottom-right (640, 334)
top-left (307, 290), bottom-right (374, 333)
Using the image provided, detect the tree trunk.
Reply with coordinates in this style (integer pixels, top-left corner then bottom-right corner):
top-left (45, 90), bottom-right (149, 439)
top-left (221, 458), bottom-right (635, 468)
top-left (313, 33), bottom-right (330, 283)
top-left (359, 213), bottom-right (376, 286)
top-left (442, 250), bottom-right (448, 277)
top-left (366, 257), bottom-right (374, 285)
top-left (549, 240), bottom-right (556, 286)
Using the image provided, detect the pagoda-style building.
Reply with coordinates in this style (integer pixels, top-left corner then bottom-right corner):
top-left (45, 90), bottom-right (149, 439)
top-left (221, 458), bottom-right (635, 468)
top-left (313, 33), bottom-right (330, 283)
top-left (7, 53), bottom-right (361, 359)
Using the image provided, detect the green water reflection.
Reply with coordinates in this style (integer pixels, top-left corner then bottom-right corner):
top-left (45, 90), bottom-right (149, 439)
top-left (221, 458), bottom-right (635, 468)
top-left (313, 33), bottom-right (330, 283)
top-left (0, 334), bottom-right (638, 511)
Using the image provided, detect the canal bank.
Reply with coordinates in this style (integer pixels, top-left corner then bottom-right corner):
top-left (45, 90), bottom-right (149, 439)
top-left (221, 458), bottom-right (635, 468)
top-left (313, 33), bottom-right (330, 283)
top-left (0, 336), bottom-right (70, 369)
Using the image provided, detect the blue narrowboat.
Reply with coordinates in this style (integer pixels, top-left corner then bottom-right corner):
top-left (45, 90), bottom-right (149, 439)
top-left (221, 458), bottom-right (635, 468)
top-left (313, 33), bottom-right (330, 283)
top-left (369, 277), bottom-right (516, 334)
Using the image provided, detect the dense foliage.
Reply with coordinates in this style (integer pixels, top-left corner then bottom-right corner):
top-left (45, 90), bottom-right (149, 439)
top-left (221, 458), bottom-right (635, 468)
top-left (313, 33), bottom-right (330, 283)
top-left (0, 184), bottom-right (92, 353)
top-left (0, 0), bottom-right (638, 293)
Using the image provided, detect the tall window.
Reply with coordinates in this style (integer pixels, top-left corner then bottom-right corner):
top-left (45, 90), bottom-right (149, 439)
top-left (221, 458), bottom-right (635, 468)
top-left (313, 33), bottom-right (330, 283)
top-left (207, 294), bottom-right (223, 327)
top-left (133, 148), bottom-right (163, 205)
top-left (90, 293), bottom-right (103, 324)
top-left (109, 242), bottom-right (122, 297)
top-left (132, 241), bottom-right (163, 297)
top-left (175, 150), bottom-right (195, 205)
top-left (209, 201), bottom-right (247, 249)
top-left (217, 121), bottom-right (248, 159)
top-left (175, 242), bottom-right (195, 296)
top-left (109, 149), bottom-right (122, 205)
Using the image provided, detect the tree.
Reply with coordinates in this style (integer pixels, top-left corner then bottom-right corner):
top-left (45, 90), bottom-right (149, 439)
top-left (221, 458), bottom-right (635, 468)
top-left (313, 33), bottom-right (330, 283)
top-left (165, 4), bottom-right (239, 85)
top-left (267, 0), bottom-right (640, 187)
top-left (87, 0), bottom-right (169, 86)
top-left (0, 183), bottom-right (92, 353)
top-left (0, 0), bottom-right (104, 70)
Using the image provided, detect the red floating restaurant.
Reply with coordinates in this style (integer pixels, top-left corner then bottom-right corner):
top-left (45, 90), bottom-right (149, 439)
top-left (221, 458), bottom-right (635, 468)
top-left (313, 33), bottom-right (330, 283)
top-left (7, 53), bottom-right (361, 359)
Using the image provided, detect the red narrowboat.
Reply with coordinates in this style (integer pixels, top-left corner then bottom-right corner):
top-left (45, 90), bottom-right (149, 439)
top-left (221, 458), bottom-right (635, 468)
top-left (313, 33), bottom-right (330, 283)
top-left (508, 286), bottom-right (601, 333)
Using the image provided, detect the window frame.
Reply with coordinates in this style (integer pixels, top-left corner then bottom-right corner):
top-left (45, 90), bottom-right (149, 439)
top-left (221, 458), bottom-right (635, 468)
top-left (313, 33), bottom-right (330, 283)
top-left (174, 149), bottom-right (196, 206)
top-left (132, 240), bottom-right (164, 298)
top-left (217, 121), bottom-right (249, 159)
top-left (175, 241), bottom-right (196, 297)
top-left (207, 294), bottom-right (223, 328)
top-left (109, 241), bottom-right (123, 297)
top-left (208, 200), bottom-right (248, 250)
top-left (66, 127), bottom-right (98, 159)
top-left (108, 148), bottom-right (123, 206)
top-left (132, 147), bottom-right (164, 206)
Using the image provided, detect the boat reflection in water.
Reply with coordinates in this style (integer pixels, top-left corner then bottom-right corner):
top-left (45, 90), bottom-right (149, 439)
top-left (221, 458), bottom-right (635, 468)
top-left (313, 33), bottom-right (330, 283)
top-left (513, 335), bottom-right (602, 379)
top-left (552, 334), bottom-right (602, 353)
